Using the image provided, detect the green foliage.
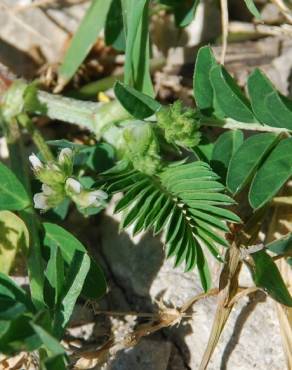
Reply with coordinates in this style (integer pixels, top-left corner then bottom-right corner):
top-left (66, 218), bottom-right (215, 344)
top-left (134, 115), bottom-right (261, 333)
top-left (194, 46), bottom-right (292, 131)
top-left (0, 162), bottom-right (30, 211)
top-left (211, 130), bottom-right (244, 181)
top-left (58, 0), bottom-right (111, 86)
top-left (227, 133), bottom-right (279, 194)
top-left (114, 81), bottom-right (161, 119)
top-left (0, 211), bottom-right (29, 274)
top-left (122, 0), bottom-right (153, 95)
top-left (248, 138), bottom-right (292, 209)
top-left (242, 0), bottom-right (261, 19)
top-left (267, 233), bottom-right (292, 256)
top-left (105, 0), bottom-right (126, 51)
top-left (158, 0), bottom-right (199, 27)
top-left (251, 250), bottom-right (292, 306)
top-left (103, 160), bottom-right (240, 291)
top-left (43, 223), bottom-right (107, 300)
top-left (194, 47), bottom-right (292, 209)
top-left (193, 46), bottom-right (217, 111)
top-left (209, 65), bottom-right (256, 123)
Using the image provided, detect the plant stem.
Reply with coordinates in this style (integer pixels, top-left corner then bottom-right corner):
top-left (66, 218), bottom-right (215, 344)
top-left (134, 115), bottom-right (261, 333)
top-left (201, 117), bottom-right (292, 134)
top-left (17, 113), bottom-right (54, 162)
top-left (37, 91), bottom-right (131, 135)
top-left (3, 117), bottom-right (45, 309)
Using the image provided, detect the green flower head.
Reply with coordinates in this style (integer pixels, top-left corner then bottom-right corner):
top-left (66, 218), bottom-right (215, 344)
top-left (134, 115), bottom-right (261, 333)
top-left (157, 101), bottom-right (201, 148)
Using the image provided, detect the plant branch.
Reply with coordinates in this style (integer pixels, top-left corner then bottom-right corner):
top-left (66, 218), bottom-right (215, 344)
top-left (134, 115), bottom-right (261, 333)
top-left (201, 117), bottom-right (292, 134)
top-left (3, 117), bottom-right (45, 309)
top-left (17, 113), bottom-right (54, 162)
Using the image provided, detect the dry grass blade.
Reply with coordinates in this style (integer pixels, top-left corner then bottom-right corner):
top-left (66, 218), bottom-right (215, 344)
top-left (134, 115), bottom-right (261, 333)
top-left (270, 0), bottom-right (292, 24)
top-left (275, 260), bottom-right (292, 369)
top-left (198, 243), bottom-right (242, 370)
top-left (73, 305), bottom-right (185, 369)
top-left (198, 208), bottom-right (266, 370)
top-left (265, 194), bottom-right (292, 369)
top-left (228, 21), bottom-right (292, 37)
top-left (73, 290), bottom-right (225, 369)
top-left (220, 0), bottom-right (229, 64)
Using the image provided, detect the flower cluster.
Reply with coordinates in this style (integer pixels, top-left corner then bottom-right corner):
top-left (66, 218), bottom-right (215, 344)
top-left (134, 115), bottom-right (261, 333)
top-left (29, 148), bottom-right (107, 212)
top-left (156, 100), bottom-right (201, 148)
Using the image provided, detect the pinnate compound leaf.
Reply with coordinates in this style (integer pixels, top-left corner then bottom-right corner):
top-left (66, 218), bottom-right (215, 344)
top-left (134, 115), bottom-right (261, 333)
top-left (265, 92), bottom-right (292, 130)
top-left (104, 161), bottom-right (238, 291)
top-left (114, 81), bottom-right (161, 119)
top-left (267, 233), bottom-right (292, 256)
top-left (249, 137), bottom-right (292, 209)
top-left (227, 133), bottom-right (279, 194)
top-left (0, 162), bottom-right (30, 211)
top-left (210, 65), bottom-right (256, 123)
top-left (43, 223), bottom-right (106, 300)
top-left (251, 250), bottom-right (292, 306)
top-left (193, 46), bottom-right (217, 111)
top-left (247, 69), bottom-right (278, 126)
top-left (211, 130), bottom-right (244, 181)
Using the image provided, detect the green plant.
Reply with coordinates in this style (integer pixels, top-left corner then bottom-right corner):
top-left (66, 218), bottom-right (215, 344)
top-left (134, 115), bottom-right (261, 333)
top-left (0, 1), bottom-right (292, 368)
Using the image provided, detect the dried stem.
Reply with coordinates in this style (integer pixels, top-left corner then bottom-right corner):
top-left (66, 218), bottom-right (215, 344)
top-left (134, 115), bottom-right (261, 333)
top-left (220, 0), bottom-right (229, 64)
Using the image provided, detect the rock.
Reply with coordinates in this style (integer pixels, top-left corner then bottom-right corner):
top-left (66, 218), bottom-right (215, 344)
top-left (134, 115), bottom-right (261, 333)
top-left (0, 0), bottom-right (67, 63)
top-left (107, 337), bottom-right (171, 370)
top-left (94, 206), bottom-right (286, 370)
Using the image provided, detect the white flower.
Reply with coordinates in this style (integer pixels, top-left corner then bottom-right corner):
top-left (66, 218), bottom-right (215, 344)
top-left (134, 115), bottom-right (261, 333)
top-left (81, 189), bottom-right (108, 208)
top-left (29, 153), bottom-right (43, 170)
top-left (65, 177), bottom-right (82, 194)
top-left (33, 192), bottom-right (49, 210)
top-left (58, 148), bottom-right (73, 164)
top-left (42, 184), bottom-right (55, 196)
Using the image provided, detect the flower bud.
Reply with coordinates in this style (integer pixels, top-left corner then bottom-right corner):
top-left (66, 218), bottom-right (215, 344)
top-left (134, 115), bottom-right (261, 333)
top-left (33, 192), bottom-right (49, 211)
top-left (58, 147), bottom-right (72, 163)
top-left (71, 189), bottom-right (108, 209)
top-left (65, 177), bottom-right (82, 195)
top-left (58, 148), bottom-right (73, 176)
top-left (29, 153), bottom-right (43, 170)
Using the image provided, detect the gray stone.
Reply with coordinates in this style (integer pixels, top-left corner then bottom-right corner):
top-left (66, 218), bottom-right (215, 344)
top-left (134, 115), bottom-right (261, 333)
top-left (97, 207), bottom-right (286, 370)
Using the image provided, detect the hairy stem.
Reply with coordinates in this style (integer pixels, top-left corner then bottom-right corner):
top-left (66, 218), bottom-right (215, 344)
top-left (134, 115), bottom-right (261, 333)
top-left (37, 91), bottom-right (131, 135)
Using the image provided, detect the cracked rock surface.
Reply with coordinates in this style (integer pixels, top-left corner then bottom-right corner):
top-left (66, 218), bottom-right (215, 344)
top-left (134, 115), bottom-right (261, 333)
top-left (78, 206), bottom-right (286, 370)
